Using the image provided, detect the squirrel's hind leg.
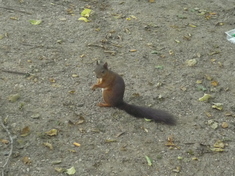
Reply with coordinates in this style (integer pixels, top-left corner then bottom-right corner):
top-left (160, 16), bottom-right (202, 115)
top-left (97, 102), bottom-right (112, 107)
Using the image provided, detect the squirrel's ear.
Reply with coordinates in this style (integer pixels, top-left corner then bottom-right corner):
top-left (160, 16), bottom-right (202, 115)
top-left (103, 62), bottom-right (108, 69)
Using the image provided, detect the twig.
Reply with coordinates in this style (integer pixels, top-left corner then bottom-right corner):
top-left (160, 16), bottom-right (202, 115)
top-left (1, 69), bottom-right (30, 77)
top-left (0, 116), bottom-right (14, 176)
top-left (0, 6), bottom-right (32, 15)
top-left (87, 43), bottom-right (105, 49)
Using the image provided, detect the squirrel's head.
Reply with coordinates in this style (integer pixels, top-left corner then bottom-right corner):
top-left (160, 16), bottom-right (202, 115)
top-left (94, 61), bottom-right (108, 78)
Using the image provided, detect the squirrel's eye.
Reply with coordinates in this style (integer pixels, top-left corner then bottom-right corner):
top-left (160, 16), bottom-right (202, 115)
top-left (101, 70), bottom-right (105, 73)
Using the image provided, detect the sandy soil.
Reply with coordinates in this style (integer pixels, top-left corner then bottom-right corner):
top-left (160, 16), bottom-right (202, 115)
top-left (1, 0), bottom-right (235, 175)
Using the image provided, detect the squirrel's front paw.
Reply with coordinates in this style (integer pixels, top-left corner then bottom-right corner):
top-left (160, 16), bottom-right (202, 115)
top-left (91, 85), bottom-right (97, 90)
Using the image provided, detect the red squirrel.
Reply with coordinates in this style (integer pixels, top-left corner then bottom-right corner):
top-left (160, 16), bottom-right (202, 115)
top-left (91, 62), bottom-right (176, 125)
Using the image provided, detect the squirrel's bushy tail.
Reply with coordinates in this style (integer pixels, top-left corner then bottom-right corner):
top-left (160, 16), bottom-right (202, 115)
top-left (116, 102), bottom-right (176, 125)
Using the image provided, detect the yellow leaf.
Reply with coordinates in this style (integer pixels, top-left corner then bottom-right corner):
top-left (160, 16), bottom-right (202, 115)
top-left (29, 20), bottom-right (42, 25)
top-left (145, 156), bottom-right (152, 166)
top-left (129, 49), bottom-right (137, 52)
top-left (214, 140), bottom-right (225, 148)
top-left (198, 94), bottom-right (212, 102)
top-left (78, 17), bottom-right (89, 22)
top-left (43, 142), bottom-right (53, 150)
top-left (45, 129), bottom-right (58, 136)
top-left (66, 166), bottom-right (76, 175)
top-left (71, 74), bottom-right (79, 78)
top-left (188, 24), bottom-right (197, 28)
top-left (212, 103), bottom-right (223, 110)
top-left (81, 8), bottom-right (92, 17)
top-left (68, 90), bottom-right (76, 94)
top-left (73, 142), bottom-right (81, 147)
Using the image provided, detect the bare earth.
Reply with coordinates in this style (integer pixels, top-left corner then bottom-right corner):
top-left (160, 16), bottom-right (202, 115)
top-left (1, 0), bottom-right (235, 176)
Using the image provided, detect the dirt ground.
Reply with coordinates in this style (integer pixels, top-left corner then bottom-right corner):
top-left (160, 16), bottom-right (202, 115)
top-left (1, 0), bottom-right (235, 175)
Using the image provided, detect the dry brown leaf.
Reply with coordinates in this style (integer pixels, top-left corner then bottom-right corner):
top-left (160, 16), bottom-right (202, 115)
top-left (22, 156), bottom-right (32, 165)
top-left (49, 78), bottom-right (56, 83)
top-left (211, 80), bottom-right (219, 87)
top-left (76, 116), bottom-right (85, 125)
top-left (20, 126), bottom-right (30, 137)
top-left (1, 139), bottom-right (9, 144)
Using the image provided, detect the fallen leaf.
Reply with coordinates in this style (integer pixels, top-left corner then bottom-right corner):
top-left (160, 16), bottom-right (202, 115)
top-left (151, 50), bottom-right (158, 54)
top-left (211, 148), bottom-right (224, 152)
top-left (129, 49), bottom-right (137, 52)
top-left (73, 142), bottom-right (81, 147)
top-left (198, 94), bottom-right (212, 102)
top-left (72, 74), bottom-right (79, 78)
top-left (174, 39), bottom-right (180, 43)
top-left (45, 129), bottom-right (58, 136)
top-left (29, 20), bottom-right (42, 25)
top-left (55, 167), bottom-right (66, 173)
top-left (145, 156), bottom-right (152, 166)
top-left (214, 140), bottom-right (225, 148)
top-left (20, 126), bottom-right (30, 137)
top-left (196, 80), bottom-right (203, 84)
top-left (66, 166), bottom-right (76, 175)
top-left (49, 78), bottom-right (56, 83)
top-left (105, 139), bottom-right (117, 143)
top-left (205, 112), bottom-right (212, 117)
top-left (1, 139), bottom-right (9, 144)
top-left (115, 132), bottom-right (125, 137)
top-left (212, 103), bottom-right (223, 110)
top-left (76, 117), bottom-right (85, 125)
top-left (205, 74), bottom-right (213, 81)
top-left (155, 65), bottom-right (164, 69)
top-left (208, 51), bottom-right (220, 56)
top-left (81, 8), bottom-right (92, 17)
top-left (188, 24), bottom-right (197, 28)
top-left (192, 157), bottom-right (199, 161)
top-left (68, 149), bottom-right (77, 153)
top-left (165, 136), bottom-right (179, 148)
top-left (177, 156), bottom-right (183, 160)
top-left (186, 59), bottom-right (197, 66)
top-left (68, 90), bottom-right (76, 94)
top-left (173, 166), bottom-right (181, 173)
top-left (210, 122), bottom-right (219, 129)
top-left (43, 142), bottom-right (53, 150)
top-left (8, 93), bottom-right (20, 102)
top-left (196, 85), bottom-right (207, 91)
top-left (22, 156), bottom-right (32, 164)
top-left (211, 80), bottom-right (219, 87)
top-left (78, 17), bottom-right (89, 22)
